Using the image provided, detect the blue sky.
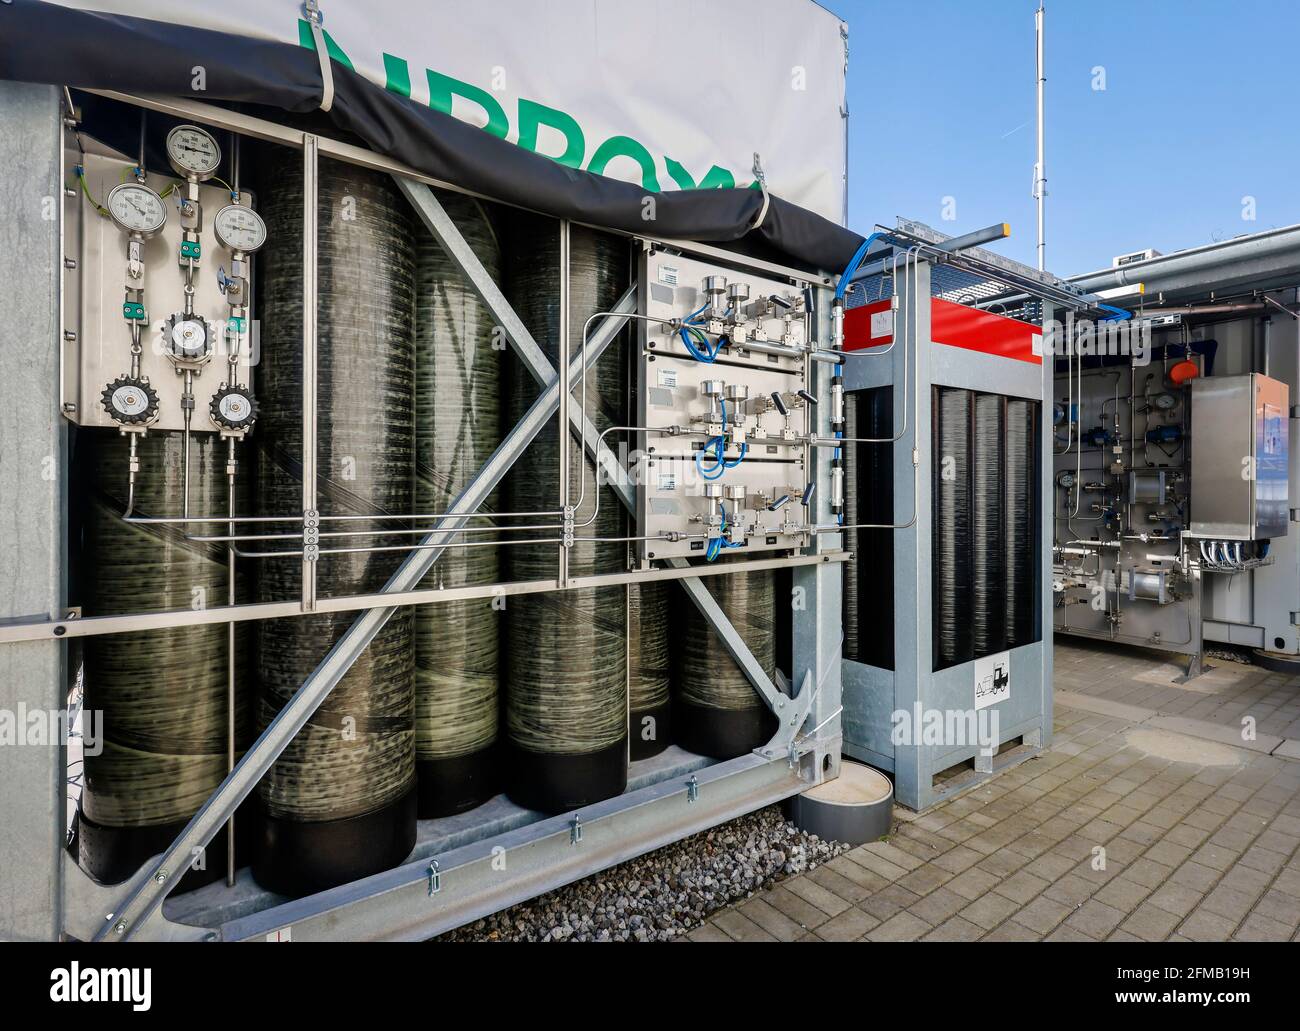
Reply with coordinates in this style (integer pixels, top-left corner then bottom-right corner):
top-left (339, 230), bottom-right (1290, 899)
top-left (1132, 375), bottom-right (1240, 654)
top-left (831, 0), bottom-right (1296, 276)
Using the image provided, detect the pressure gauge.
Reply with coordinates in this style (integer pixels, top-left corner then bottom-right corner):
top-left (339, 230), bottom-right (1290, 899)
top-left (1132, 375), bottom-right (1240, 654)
top-left (166, 124), bottom-right (222, 180)
top-left (1056, 471), bottom-right (1077, 489)
top-left (106, 182), bottom-right (167, 237)
top-left (1153, 392), bottom-right (1177, 411)
top-left (213, 204), bottom-right (267, 253)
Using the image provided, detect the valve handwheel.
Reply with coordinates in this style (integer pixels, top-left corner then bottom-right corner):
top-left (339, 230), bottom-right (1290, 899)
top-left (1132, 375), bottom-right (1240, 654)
top-left (100, 375), bottom-right (159, 426)
top-left (209, 383), bottom-right (258, 431)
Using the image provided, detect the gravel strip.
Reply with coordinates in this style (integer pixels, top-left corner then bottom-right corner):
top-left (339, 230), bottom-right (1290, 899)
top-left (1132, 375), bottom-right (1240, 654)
top-left (439, 804), bottom-right (848, 941)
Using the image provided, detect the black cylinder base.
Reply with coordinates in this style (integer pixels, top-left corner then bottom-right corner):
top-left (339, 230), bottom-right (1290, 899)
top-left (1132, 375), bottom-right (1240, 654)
top-left (416, 746), bottom-right (498, 819)
top-left (629, 699), bottom-right (672, 762)
top-left (251, 787), bottom-right (417, 897)
top-left (78, 806), bottom-right (248, 894)
top-left (506, 737), bottom-right (628, 814)
top-left (673, 698), bottom-right (776, 760)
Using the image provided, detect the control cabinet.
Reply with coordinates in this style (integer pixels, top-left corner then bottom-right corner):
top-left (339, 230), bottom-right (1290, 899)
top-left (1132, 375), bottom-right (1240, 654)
top-left (634, 248), bottom-right (816, 563)
top-left (1191, 374), bottom-right (1289, 541)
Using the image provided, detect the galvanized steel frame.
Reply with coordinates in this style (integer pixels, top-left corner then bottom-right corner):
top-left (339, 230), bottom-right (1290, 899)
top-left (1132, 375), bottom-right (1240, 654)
top-left (0, 89), bottom-right (844, 940)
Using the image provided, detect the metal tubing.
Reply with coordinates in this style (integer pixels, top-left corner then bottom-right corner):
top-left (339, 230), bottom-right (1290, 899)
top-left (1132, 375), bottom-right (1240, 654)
top-left (557, 219), bottom-right (571, 587)
top-left (300, 133), bottom-right (319, 612)
top-left (1034, 3), bottom-right (1046, 271)
top-left (225, 440), bottom-right (236, 887)
top-left (4, 553), bottom-right (843, 646)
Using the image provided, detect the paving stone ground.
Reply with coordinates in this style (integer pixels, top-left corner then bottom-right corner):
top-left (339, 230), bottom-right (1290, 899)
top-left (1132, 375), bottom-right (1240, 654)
top-left (692, 640), bottom-right (1300, 942)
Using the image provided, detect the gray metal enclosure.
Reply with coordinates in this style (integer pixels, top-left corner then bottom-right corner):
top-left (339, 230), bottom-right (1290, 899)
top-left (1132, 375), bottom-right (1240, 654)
top-left (0, 86), bottom-right (848, 941)
top-left (837, 238), bottom-right (1062, 811)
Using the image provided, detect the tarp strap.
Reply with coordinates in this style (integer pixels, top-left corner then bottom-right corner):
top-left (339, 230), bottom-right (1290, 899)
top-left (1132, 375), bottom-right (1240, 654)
top-left (303, 0), bottom-right (334, 113)
top-left (750, 152), bottom-right (771, 231)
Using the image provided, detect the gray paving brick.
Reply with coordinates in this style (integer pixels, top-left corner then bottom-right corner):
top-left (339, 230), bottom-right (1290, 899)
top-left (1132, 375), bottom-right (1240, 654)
top-left (961, 891), bottom-right (1022, 930)
top-left (784, 874), bottom-right (852, 917)
top-left (930, 844), bottom-right (983, 874)
top-left (865, 911), bottom-right (930, 942)
top-left (1119, 901), bottom-right (1182, 941)
top-left (815, 905), bottom-right (881, 941)
top-left (1066, 899), bottom-right (1126, 938)
top-left (1044, 872), bottom-right (1096, 908)
top-left (1145, 881), bottom-right (1202, 918)
top-left (825, 854), bottom-right (891, 894)
top-left (738, 897), bottom-right (808, 942)
top-left (806, 864), bottom-right (872, 904)
top-left (923, 915), bottom-right (985, 941)
top-left (711, 908), bottom-right (778, 941)
top-left (1178, 907), bottom-right (1240, 941)
top-left (1233, 911), bottom-right (1293, 942)
top-left (945, 866), bottom-right (1002, 901)
top-left (1046, 923), bottom-right (1098, 941)
top-left (982, 920), bottom-right (1041, 941)
top-left (907, 886), bottom-right (968, 927)
top-left (764, 884), bottom-right (832, 930)
top-left (1169, 861), bottom-right (1221, 893)
top-left (1094, 876), bottom-right (1152, 913)
top-left (859, 883), bottom-right (922, 921)
top-left (893, 854), bottom-right (955, 895)
top-left (843, 847), bottom-right (909, 882)
top-left (857, 841), bottom-right (924, 872)
top-left (1016, 894), bottom-right (1071, 935)
top-left (994, 869), bottom-right (1051, 905)
top-left (687, 922), bottom-right (736, 942)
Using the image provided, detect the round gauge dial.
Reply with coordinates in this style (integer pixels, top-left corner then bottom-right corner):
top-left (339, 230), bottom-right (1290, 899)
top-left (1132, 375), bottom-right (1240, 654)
top-left (1153, 392), bottom-right (1177, 410)
top-left (169, 317), bottom-right (209, 358)
top-left (1056, 471), bottom-right (1077, 489)
top-left (106, 183), bottom-right (167, 237)
top-left (213, 204), bottom-right (267, 253)
top-left (166, 124), bottom-right (222, 179)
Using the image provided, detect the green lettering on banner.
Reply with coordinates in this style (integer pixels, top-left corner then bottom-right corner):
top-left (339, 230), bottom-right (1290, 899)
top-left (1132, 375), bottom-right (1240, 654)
top-left (517, 99), bottom-right (585, 169)
top-left (292, 20), bottom-right (745, 196)
top-left (427, 71), bottom-right (508, 139)
top-left (587, 136), bottom-right (660, 192)
top-left (383, 53), bottom-right (411, 98)
top-left (296, 18), bottom-right (356, 70)
top-left (664, 158), bottom-right (736, 191)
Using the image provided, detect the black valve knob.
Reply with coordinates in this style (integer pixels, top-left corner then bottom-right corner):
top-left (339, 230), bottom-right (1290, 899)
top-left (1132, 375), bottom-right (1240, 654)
top-left (770, 391), bottom-right (788, 416)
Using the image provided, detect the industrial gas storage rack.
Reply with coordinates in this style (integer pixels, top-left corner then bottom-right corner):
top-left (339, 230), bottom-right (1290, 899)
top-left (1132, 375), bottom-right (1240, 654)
top-left (1, 82), bottom-right (859, 942)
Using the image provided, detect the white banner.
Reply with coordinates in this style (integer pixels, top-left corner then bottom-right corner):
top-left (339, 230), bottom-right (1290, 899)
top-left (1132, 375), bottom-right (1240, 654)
top-left (56, 0), bottom-right (849, 224)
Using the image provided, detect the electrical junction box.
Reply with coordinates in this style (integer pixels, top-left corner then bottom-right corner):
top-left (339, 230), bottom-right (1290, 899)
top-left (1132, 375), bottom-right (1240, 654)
top-left (633, 248), bottom-right (814, 564)
top-left (1191, 374), bottom-right (1289, 541)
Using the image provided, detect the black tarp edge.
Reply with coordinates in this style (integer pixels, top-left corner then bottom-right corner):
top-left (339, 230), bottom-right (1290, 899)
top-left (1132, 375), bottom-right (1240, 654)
top-left (0, 0), bottom-right (863, 274)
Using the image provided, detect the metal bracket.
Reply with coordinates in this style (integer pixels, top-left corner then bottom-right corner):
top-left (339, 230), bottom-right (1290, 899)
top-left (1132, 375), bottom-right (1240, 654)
top-left (302, 508), bottom-right (320, 560)
top-left (427, 859), bottom-right (441, 896)
top-left (570, 816), bottom-right (583, 845)
top-left (686, 775), bottom-right (699, 804)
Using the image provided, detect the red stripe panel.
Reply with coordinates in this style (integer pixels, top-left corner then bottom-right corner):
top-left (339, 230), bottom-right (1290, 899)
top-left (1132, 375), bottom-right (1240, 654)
top-left (844, 298), bottom-right (1042, 365)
